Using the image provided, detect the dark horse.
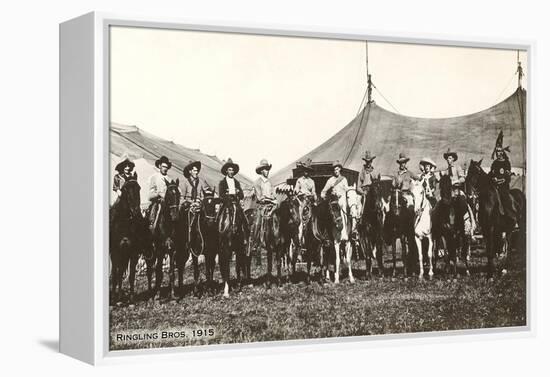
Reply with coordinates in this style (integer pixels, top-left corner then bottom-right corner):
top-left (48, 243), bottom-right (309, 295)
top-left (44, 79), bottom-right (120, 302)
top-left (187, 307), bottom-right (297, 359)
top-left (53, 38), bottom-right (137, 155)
top-left (297, 194), bottom-right (322, 285)
top-left (110, 174), bottom-right (145, 304)
top-left (465, 159), bottom-right (526, 278)
top-left (278, 194), bottom-right (302, 283)
top-left (358, 178), bottom-right (387, 280)
top-left (217, 195), bottom-right (247, 297)
top-left (176, 196), bottom-right (221, 297)
top-left (384, 188), bottom-right (415, 279)
top-left (432, 174), bottom-right (471, 279)
top-left (148, 179), bottom-right (180, 301)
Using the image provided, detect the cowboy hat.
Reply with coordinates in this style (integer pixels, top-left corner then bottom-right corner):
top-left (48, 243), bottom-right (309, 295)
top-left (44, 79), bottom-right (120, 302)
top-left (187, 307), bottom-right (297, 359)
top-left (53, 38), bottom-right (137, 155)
top-left (420, 157), bottom-right (437, 168)
top-left (297, 158), bottom-right (314, 173)
top-left (443, 148), bottom-right (458, 161)
top-left (183, 160), bottom-right (201, 178)
top-left (115, 156), bottom-right (135, 173)
top-left (396, 153), bottom-right (410, 164)
top-left (155, 155), bottom-right (172, 169)
top-left (332, 160), bottom-right (343, 169)
top-left (362, 150), bottom-right (376, 162)
top-left (255, 159), bottom-right (272, 174)
top-left (491, 130), bottom-right (511, 159)
top-left (221, 158), bottom-right (240, 176)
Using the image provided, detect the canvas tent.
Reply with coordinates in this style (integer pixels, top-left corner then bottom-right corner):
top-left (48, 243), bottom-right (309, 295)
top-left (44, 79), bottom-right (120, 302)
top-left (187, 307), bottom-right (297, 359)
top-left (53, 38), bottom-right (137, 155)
top-left (110, 122), bottom-right (253, 206)
top-left (271, 88), bottom-right (526, 191)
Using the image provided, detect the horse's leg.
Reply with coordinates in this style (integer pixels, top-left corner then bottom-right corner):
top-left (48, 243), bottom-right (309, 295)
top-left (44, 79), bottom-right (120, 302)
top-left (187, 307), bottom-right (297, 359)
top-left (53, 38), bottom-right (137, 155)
top-left (235, 246), bottom-right (243, 292)
top-left (486, 230), bottom-right (496, 280)
top-left (391, 236), bottom-right (397, 279)
top-left (191, 255), bottom-right (201, 297)
top-left (376, 239), bottom-right (384, 279)
top-left (334, 241), bottom-right (341, 284)
top-left (401, 235), bottom-right (408, 279)
top-left (346, 241), bottom-right (355, 283)
top-left (146, 256), bottom-right (154, 300)
top-left (427, 236), bottom-right (434, 280)
top-left (154, 253), bottom-right (163, 300)
top-left (416, 236), bottom-right (424, 280)
top-left (128, 251), bottom-right (138, 304)
top-left (220, 245), bottom-right (230, 298)
top-left (463, 234), bottom-right (471, 276)
top-left (276, 244), bottom-right (283, 287)
top-left (168, 250), bottom-right (175, 301)
top-left (266, 245), bottom-right (273, 289)
top-left (291, 240), bottom-right (299, 283)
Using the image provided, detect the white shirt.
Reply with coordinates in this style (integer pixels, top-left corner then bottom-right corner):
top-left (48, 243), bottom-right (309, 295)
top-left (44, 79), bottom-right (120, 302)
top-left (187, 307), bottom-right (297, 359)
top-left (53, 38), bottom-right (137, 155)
top-left (225, 177), bottom-right (236, 195)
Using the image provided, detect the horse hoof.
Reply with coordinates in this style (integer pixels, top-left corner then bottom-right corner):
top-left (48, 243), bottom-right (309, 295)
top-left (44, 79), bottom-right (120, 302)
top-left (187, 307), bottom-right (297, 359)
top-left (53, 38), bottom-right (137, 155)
top-left (128, 304), bottom-right (135, 310)
top-left (501, 269), bottom-right (508, 275)
top-left (349, 278), bottom-right (355, 284)
top-left (465, 270), bottom-right (471, 277)
top-left (223, 292), bottom-right (229, 298)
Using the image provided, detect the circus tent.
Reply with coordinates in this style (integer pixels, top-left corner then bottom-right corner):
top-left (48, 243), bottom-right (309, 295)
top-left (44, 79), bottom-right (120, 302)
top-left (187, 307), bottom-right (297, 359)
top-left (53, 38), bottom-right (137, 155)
top-left (270, 87), bottom-right (526, 191)
top-left (110, 122), bottom-right (253, 206)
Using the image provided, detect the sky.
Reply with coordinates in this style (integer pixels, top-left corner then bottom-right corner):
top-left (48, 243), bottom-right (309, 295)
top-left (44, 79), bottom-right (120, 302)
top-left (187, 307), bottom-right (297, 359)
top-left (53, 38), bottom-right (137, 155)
top-left (110, 26), bottom-right (527, 180)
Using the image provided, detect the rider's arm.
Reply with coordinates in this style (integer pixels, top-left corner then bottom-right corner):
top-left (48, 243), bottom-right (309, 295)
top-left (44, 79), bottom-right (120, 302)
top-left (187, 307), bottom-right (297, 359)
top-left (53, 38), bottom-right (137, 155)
top-left (148, 175), bottom-right (159, 201)
top-left (320, 177), bottom-right (333, 199)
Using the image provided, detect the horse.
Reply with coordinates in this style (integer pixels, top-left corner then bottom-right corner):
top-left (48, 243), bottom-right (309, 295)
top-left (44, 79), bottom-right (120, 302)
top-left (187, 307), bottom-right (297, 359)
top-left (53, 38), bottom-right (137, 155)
top-left (465, 159), bottom-right (526, 278)
top-left (279, 194), bottom-right (303, 283)
top-left (253, 199), bottom-right (284, 288)
top-left (410, 179), bottom-right (434, 279)
top-left (297, 193), bottom-right (322, 284)
top-left (432, 174), bottom-right (471, 279)
top-left (176, 195), bottom-right (219, 298)
top-left (384, 188), bottom-right (415, 279)
top-left (148, 179), bottom-right (180, 301)
top-left (357, 178), bottom-right (388, 280)
top-left (323, 192), bottom-right (354, 284)
top-left (109, 174), bottom-right (144, 304)
top-left (346, 187), bottom-right (364, 263)
top-left (217, 195), bottom-right (247, 297)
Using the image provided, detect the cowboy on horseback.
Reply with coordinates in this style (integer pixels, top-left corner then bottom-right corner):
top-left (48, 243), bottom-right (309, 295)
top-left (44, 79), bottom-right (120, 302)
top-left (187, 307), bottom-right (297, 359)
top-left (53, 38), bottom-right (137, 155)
top-left (489, 130), bottom-right (516, 224)
top-left (181, 160), bottom-right (213, 209)
top-left (419, 157), bottom-right (437, 207)
top-left (392, 153), bottom-right (418, 208)
top-left (146, 155), bottom-right (176, 231)
top-left (251, 159), bottom-right (277, 248)
top-left (218, 158), bottom-right (249, 240)
top-left (294, 158), bottom-right (317, 202)
top-left (321, 161), bottom-right (349, 205)
top-left (112, 156), bottom-right (135, 205)
top-left (356, 150), bottom-right (379, 196)
top-left (438, 148), bottom-right (466, 198)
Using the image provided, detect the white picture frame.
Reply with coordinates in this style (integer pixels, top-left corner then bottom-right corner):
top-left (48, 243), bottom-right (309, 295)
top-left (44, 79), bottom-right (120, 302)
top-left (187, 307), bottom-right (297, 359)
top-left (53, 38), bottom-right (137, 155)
top-left (60, 11), bottom-right (534, 365)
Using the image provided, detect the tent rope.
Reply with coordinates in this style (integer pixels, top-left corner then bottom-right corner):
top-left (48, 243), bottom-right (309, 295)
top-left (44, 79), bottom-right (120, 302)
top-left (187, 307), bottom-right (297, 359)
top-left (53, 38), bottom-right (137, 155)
top-left (373, 85), bottom-right (400, 114)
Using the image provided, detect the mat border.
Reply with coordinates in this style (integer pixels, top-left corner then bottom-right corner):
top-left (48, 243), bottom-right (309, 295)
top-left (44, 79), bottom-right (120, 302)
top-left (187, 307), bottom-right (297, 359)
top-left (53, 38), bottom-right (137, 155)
top-left (63, 11), bottom-right (536, 365)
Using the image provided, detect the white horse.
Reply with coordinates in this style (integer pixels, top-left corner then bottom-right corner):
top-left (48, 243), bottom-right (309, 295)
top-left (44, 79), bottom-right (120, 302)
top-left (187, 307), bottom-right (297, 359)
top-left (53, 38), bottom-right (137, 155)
top-left (410, 179), bottom-right (434, 279)
top-left (326, 189), bottom-right (355, 284)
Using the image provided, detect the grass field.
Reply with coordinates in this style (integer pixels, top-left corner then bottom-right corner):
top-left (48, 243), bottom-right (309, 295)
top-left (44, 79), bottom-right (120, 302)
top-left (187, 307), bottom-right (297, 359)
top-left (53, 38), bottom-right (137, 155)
top-left (109, 239), bottom-right (526, 351)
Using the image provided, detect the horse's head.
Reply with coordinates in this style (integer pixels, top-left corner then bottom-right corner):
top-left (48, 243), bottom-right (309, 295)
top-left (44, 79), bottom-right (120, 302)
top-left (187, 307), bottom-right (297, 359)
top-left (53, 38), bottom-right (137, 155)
top-left (439, 173), bottom-right (453, 201)
top-left (389, 189), bottom-right (401, 216)
top-left (164, 179), bottom-right (181, 222)
top-left (346, 188), bottom-right (362, 220)
top-left (203, 196), bottom-right (221, 224)
top-left (120, 173), bottom-right (141, 218)
top-left (367, 179), bottom-right (386, 225)
top-left (281, 194), bottom-right (301, 227)
top-left (465, 158), bottom-right (484, 195)
top-left (410, 179), bottom-right (425, 214)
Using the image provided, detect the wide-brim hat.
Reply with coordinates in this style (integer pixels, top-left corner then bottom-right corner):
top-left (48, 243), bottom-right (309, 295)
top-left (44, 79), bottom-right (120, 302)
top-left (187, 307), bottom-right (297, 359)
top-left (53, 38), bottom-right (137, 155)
top-left (396, 153), bottom-right (410, 164)
top-left (115, 157), bottom-right (135, 173)
top-left (362, 150), bottom-right (376, 162)
top-left (420, 157), bottom-right (437, 168)
top-left (183, 160), bottom-right (201, 178)
top-left (297, 158), bottom-right (314, 173)
top-left (443, 148), bottom-right (458, 161)
top-left (255, 159), bottom-right (272, 174)
top-left (155, 155), bottom-right (172, 169)
top-left (332, 160), bottom-right (343, 169)
top-left (221, 158), bottom-right (240, 175)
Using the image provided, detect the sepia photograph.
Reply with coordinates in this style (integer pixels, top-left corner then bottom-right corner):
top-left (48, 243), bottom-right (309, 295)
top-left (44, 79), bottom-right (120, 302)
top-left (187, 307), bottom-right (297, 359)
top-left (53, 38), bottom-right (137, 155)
top-left (108, 26), bottom-right (527, 351)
